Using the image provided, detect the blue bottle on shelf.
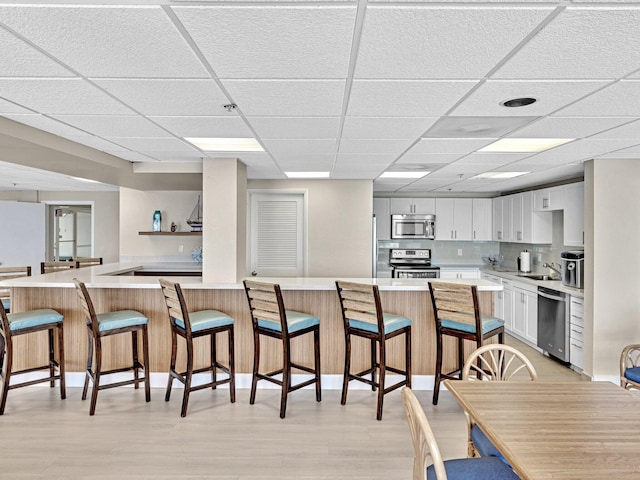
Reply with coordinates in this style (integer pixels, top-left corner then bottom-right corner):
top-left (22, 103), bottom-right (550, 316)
top-left (153, 210), bottom-right (162, 232)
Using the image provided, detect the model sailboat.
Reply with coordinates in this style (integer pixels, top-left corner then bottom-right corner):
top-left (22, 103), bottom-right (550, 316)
top-left (186, 195), bottom-right (203, 231)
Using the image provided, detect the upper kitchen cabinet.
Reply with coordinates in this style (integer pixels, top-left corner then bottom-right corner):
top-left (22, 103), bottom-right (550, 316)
top-left (494, 196), bottom-right (514, 242)
top-left (389, 198), bottom-right (436, 215)
top-left (534, 185), bottom-right (565, 212)
top-left (435, 198), bottom-right (472, 241)
top-left (373, 198), bottom-right (391, 240)
top-left (564, 182), bottom-right (585, 247)
top-left (493, 197), bottom-right (504, 241)
top-left (472, 198), bottom-right (493, 241)
top-left (514, 191), bottom-right (552, 244)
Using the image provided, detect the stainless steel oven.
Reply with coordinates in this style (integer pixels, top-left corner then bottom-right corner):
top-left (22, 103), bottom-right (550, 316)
top-left (389, 249), bottom-right (440, 279)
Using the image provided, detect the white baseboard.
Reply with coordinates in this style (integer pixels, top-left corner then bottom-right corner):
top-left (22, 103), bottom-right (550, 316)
top-left (9, 372), bottom-right (437, 391)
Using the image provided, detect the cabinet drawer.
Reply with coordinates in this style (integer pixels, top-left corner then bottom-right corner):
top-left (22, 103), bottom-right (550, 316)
top-left (569, 312), bottom-right (584, 328)
top-left (570, 338), bottom-right (584, 369)
top-left (569, 323), bottom-right (584, 342)
top-left (570, 297), bottom-right (583, 316)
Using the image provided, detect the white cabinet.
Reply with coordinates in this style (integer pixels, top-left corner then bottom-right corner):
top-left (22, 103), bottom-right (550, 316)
top-left (373, 198), bottom-right (390, 240)
top-left (440, 267), bottom-right (480, 279)
top-left (496, 192), bottom-right (551, 244)
top-left (564, 182), bottom-right (584, 247)
top-left (512, 193), bottom-right (525, 242)
top-left (534, 186), bottom-right (565, 212)
top-left (492, 197), bottom-right (503, 241)
top-left (436, 198), bottom-right (473, 241)
top-left (569, 296), bottom-right (584, 370)
top-left (494, 195), bottom-right (513, 242)
top-left (389, 198), bottom-right (436, 214)
top-left (523, 191), bottom-right (552, 244)
top-left (472, 199), bottom-right (493, 241)
top-left (513, 281), bottom-right (538, 345)
top-left (502, 279), bottom-right (514, 333)
top-left (482, 273), bottom-right (508, 329)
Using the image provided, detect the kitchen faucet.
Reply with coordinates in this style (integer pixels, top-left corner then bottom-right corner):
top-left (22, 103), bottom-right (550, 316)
top-left (543, 262), bottom-right (561, 279)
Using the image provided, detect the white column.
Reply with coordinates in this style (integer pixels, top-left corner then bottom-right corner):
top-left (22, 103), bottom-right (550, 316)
top-left (202, 158), bottom-right (247, 283)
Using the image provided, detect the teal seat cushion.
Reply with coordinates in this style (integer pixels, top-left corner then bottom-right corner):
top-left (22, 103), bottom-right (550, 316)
top-left (96, 310), bottom-right (148, 332)
top-left (175, 310), bottom-right (234, 332)
top-left (8, 309), bottom-right (63, 331)
top-left (349, 313), bottom-right (411, 334)
top-left (426, 456), bottom-right (519, 480)
top-left (441, 315), bottom-right (504, 335)
top-left (1, 297), bottom-right (9, 311)
top-left (471, 425), bottom-right (510, 466)
top-left (625, 366), bottom-right (640, 383)
top-left (258, 310), bottom-right (319, 333)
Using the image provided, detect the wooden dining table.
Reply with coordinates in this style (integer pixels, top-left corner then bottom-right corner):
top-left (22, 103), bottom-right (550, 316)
top-left (443, 380), bottom-right (640, 480)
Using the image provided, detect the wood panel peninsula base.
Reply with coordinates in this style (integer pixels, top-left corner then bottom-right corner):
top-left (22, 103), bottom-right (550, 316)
top-left (3, 263), bottom-right (501, 388)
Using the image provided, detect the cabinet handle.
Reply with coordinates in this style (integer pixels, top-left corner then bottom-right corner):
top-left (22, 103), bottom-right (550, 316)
top-left (571, 328), bottom-right (582, 334)
top-left (543, 198), bottom-right (549, 209)
top-left (451, 230), bottom-right (454, 239)
top-left (498, 231), bottom-right (502, 240)
top-left (473, 230), bottom-right (476, 239)
top-left (455, 230), bottom-right (457, 239)
top-left (571, 342), bottom-right (582, 350)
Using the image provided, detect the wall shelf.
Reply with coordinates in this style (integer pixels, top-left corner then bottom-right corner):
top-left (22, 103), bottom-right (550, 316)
top-left (138, 231), bottom-right (202, 236)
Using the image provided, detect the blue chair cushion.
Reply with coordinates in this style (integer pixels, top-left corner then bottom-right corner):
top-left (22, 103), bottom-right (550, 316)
top-left (427, 456), bottom-right (519, 480)
top-left (349, 313), bottom-right (411, 334)
top-left (258, 310), bottom-right (319, 334)
top-left (96, 310), bottom-right (148, 332)
top-left (471, 425), bottom-right (510, 466)
top-left (7, 309), bottom-right (63, 331)
top-left (441, 315), bottom-right (504, 335)
top-left (624, 366), bottom-right (640, 383)
top-left (1, 297), bottom-right (9, 311)
top-left (175, 310), bottom-right (234, 332)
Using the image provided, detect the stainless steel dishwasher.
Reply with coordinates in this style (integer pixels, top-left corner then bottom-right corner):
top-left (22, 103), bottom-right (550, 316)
top-left (537, 286), bottom-right (570, 362)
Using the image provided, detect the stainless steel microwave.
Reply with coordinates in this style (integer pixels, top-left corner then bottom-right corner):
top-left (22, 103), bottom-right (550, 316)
top-left (391, 214), bottom-right (436, 239)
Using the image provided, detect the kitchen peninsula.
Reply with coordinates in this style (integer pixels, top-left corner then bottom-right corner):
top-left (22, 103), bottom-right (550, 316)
top-left (3, 263), bottom-right (502, 386)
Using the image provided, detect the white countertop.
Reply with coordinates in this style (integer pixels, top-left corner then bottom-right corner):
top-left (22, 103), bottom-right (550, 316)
top-left (0, 262), bottom-right (503, 292)
top-left (480, 268), bottom-right (584, 298)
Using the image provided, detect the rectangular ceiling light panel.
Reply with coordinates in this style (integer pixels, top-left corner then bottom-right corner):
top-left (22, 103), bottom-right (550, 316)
top-left (479, 138), bottom-right (573, 153)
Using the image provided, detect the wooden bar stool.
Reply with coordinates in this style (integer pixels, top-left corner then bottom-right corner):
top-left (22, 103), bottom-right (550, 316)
top-left (0, 301), bottom-right (65, 415)
top-left (335, 280), bottom-right (411, 421)
top-left (428, 281), bottom-right (505, 405)
top-left (159, 279), bottom-right (235, 417)
top-left (73, 279), bottom-right (150, 415)
top-left (75, 257), bottom-right (103, 269)
top-left (0, 266), bottom-right (31, 313)
top-left (243, 280), bottom-right (321, 419)
top-left (41, 261), bottom-right (75, 274)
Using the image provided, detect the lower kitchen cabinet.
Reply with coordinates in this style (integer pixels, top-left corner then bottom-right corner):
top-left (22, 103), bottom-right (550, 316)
top-left (513, 281), bottom-right (538, 345)
top-left (569, 296), bottom-right (585, 370)
top-left (440, 267), bottom-right (480, 279)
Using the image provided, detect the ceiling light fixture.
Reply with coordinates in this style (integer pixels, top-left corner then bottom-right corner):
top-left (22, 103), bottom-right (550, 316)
top-left (501, 97), bottom-right (537, 108)
top-left (285, 171), bottom-right (330, 179)
top-left (472, 171), bottom-right (530, 179)
top-left (478, 138), bottom-right (573, 153)
top-left (184, 137), bottom-right (264, 152)
top-left (70, 176), bottom-right (101, 184)
top-left (380, 171), bottom-right (429, 179)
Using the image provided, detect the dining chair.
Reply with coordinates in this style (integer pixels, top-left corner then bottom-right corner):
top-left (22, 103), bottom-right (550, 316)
top-left (335, 280), bottom-right (411, 420)
top-left (75, 257), bottom-right (103, 268)
top-left (428, 281), bottom-right (505, 405)
top-left (401, 387), bottom-right (520, 480)
top-left (0, 266), bottom-right (31, 313)
top-left (620, 344), bottom-right (640, 391)
top-left (41, 261), bottom-right (75, 274)
top-left (159, 279), bottom-right (235, 417)
top-left (0, 300), bottom-right (65, 414)
top-left (462, 344), bottom-right (537, 461)
top-left (243, 280), bottom-right (321, 419)
top-left (73, 279), bottom-right (150, 415)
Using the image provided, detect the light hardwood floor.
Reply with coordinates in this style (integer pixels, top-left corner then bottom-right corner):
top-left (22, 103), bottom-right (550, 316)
top-left (0, 336), bottom-right (580, 480)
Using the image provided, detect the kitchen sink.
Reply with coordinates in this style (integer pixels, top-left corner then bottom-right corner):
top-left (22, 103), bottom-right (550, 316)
top-left (521, 274), bottom-right (560, 281)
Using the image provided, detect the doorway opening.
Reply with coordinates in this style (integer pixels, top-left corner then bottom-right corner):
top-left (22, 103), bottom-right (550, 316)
top-left (47, 204), bottom-right (93, 261)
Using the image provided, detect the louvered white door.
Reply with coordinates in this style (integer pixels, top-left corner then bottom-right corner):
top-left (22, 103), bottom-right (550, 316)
top-left (250, 193), bottom-right (304, 277)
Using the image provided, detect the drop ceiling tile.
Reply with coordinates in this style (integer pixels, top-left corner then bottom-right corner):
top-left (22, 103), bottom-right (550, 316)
top-left (455, 153), bottom-right (533, 165)
top-left (52, 115), bottom-right (171, 138)
top-left (494, 7), bottom-right (640, 79)
top-left (0, 5), bottom-right (209, 78)
top-left (106, 137), bottom-right (200, 153)
top-left (373, 183), bottom-right (406, 192)
top-left (149, 116), bottom-right (253, 138)
top-left (526, 138), bottom-right (639, 163)
top-left (347, 80), bottom-right (477, 117)
top-left (0, 99), bottom-right (31, 114)
top-left (557, 81), bottom-right (640, 116)
top-left (278, 159), bottom-right (334, 171)
top-left (0, 27), bottom-right (73, 77)
top-left (511, 116), bottom-right (633, 138)
top-left (273, 153), bottom-right (336, 165)
top-left (408, 138), bottom-right (495, 154)
top-left (173, 6), bottom-right (356, 78)
top-left (94, 79), bottom-right (230, 116)
top-left (342, 117), bottom-right (438, 139)
top-left (0, 78), bottom-right (133, 115)
top-left (67, 135), bottom-right (134, 153)
top-left (589, 118), bottom-right (640, 139)
top-left (248, 117), bottom-right (340, 139)
top-left (222, 80), bottom-right (346, 116)
top-left (424, 116), bottom-right (538, 138)
top-left (336, 153), bottom-right (395, 166)
top-left (338, 138), bottom-right (413, 155)
top-left (452, 80), bottom-right (608, 117)
top-left (4, 114), bottom-right (89, 138)
top-left (395, 153), bottom-right (464, 165)
top-left (355, 6), bottom-right (554, 79)
top-left (262, 138), bottom-right (337, 155)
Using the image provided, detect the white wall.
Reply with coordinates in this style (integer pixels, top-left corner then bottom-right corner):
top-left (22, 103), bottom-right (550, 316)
top-left (588, 159), bottom-right (640, 381)
top-left (0, 201), bottom-right (45, 270)
top-left (248, 179), bottom-right (373, 277)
